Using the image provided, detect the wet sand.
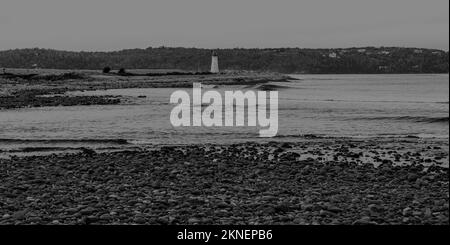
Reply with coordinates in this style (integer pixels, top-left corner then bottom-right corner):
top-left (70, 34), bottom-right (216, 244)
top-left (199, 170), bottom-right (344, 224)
top-left (0, 139), bottom-right (448, 225)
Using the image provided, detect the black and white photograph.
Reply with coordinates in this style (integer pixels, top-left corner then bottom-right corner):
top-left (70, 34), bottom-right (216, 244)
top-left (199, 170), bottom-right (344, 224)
top-left (0, 0), bottom-right (448, 235)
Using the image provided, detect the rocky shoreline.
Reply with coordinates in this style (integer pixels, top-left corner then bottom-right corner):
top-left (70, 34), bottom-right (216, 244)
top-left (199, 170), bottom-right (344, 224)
top-left (0, 141), bottom-right (448, 225)
top-left (0, 89), bottom-right (121, 109)
top-left (0, 70), bottom-right (292, 109)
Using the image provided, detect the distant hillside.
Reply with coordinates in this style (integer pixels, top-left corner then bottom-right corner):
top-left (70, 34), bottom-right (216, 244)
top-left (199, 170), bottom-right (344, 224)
top-left (0, 47), bottom-right (448, 74)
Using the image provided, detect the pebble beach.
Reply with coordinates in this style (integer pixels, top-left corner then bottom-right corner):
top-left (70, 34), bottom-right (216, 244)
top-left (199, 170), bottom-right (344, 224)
top-left (0, 139), bottom-right (448, 225)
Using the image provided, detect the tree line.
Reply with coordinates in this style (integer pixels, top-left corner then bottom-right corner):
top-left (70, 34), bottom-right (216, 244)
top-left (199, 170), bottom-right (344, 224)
top-left (0, 47), bottom-right (448, 74)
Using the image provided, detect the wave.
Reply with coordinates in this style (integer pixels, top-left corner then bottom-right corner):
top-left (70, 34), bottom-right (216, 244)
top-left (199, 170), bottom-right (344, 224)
top-left (274, 133), bottom-right (449, 140)
top-left (8, 146), bottom-right (84, 153)
top-left (274, 134), bottom-right (328, 139)
top-left (374, 133), bottom-right (449, 139)
top-left (282, 98), bottom-right (450, 104)
top-left (0, 138), bottom-right (129, 144)
top-left (247, 84), bottom-right (292, 91)
top-left (352, 116), bottom-right (449, 124)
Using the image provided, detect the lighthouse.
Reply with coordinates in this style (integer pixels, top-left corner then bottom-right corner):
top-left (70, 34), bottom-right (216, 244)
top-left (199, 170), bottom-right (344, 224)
top-left (210, 51), bottom-right (219, 73)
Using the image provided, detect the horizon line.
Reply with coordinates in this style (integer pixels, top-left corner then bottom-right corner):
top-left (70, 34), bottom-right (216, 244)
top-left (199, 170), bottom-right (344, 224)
top-left (0, 45), bottom-right (448, 53)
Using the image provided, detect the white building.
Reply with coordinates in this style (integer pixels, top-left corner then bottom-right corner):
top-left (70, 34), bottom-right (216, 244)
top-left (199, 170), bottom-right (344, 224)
top-left (210, 51), bottom-right (219, 73)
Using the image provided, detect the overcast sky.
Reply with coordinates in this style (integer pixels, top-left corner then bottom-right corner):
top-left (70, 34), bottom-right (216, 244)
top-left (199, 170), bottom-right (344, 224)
top-left (0, 0), bottom-right (448, 51)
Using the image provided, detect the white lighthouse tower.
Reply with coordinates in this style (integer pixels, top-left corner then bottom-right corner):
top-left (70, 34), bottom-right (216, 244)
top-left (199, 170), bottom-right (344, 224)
top-left (210, 51), bottom-right (219, 73)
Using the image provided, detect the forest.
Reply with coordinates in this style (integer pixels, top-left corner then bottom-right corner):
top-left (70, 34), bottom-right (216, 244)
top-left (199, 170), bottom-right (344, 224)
top-left (0, 47), bottom-right (448, 74)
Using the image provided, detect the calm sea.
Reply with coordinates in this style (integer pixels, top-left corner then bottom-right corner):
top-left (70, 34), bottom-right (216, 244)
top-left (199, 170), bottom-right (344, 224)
top-left (0, 74), bottom-right (448, 152)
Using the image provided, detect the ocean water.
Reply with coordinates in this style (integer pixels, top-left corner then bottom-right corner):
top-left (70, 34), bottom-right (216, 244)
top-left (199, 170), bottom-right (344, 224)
top-left (0, 74), bottom-right (448, 151)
